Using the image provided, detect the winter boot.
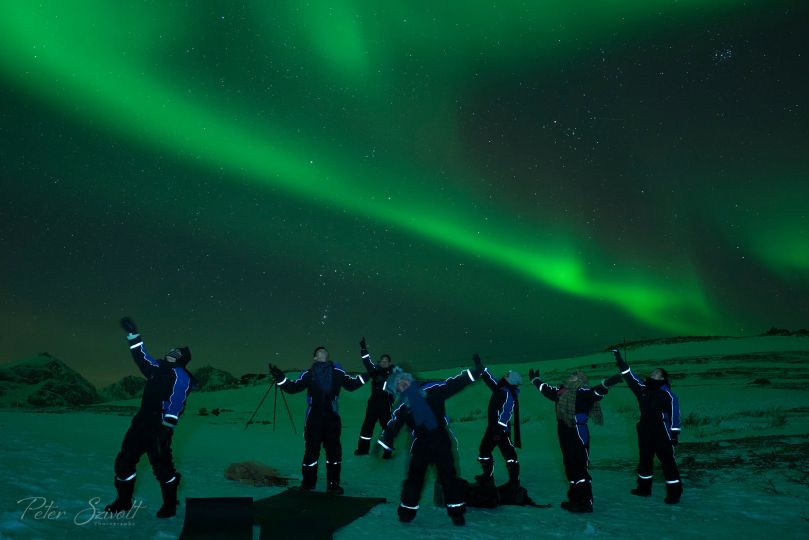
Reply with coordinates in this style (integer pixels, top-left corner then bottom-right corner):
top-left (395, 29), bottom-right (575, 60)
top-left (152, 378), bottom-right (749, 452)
top-left (474, 457), bottom-right (494, 485)
top-left (104, 477), bottom-right (135, 513)
top-left (506, 461), bottom-right (520, 487)
top-left (398, 504), bottom-right (417, 523)
top-left (354, 436), bottom-right (371, 455)
top-left (561, 481), bottom-right (592, 513)
top-left (450, 513), bottom-right (466, 526)
top-left (664, 480), bottom-right (683, 504)
top-left (301, 462), bottom-right (318, 490)
top-left (326, 461), bottom-right (343, 494)
top-left (382, 449), bottom-right (392, 459)
top-left (631, 476), bottom-right (653, 497)
top-left (156, 475), bottom-right (180, 518)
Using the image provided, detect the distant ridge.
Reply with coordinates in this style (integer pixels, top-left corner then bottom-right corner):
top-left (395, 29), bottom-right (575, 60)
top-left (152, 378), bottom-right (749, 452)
top-left (0, 352), bottom-right (102, 408)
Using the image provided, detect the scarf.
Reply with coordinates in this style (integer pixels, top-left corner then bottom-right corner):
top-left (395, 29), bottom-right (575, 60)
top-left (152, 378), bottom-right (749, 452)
top-left (555, 378), bottom-right (603, 427)
top-left (403, 383), bottom-right (438, 431)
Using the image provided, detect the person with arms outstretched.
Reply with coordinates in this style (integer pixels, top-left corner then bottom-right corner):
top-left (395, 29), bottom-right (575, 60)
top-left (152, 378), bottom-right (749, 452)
top-left (528, 365), bottom-right (621, 512)
top-left (378, 354), bottom-right (484, 526)
top-left (269, 346), bottom-right (366, 494)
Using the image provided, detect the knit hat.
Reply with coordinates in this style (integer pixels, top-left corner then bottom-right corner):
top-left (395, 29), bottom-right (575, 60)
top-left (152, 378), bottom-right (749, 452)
top-left (384, 367), bottom-right (414, 395)
top-left (505, 371), bottom-right (521, 386)
top-left (165, 347), bottom-right (192, 367)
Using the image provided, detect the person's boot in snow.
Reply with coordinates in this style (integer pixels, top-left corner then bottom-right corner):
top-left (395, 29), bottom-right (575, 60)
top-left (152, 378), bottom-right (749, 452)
top-left (664, 480), bottom-right (682, 504)
top-left (506, 461), bottom-right (520, 486)
top-left (105, 476), bottom-right (135, 513)
top-left (326, 461), bottom-right (343, 494)
top-left (561, 481), bottom-right (592, 513)
top-left (300, 462), bottom-right (317, 491)
top-left (450, 513), bottom-right (465, 526)
top-left (474, 457), bottom-right (495, 485)
top-left (354, 437), bottom-right (371, 456)
top-left (631, 476), bottom-right (653, 497)
top-left (397, 505), bottom-right (416, 523)
top-left (156, 475), bottom-right (180, 518)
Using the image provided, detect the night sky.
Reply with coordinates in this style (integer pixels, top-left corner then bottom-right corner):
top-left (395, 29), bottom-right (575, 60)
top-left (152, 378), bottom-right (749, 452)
top-left (1, 1), bottom-right (807, 386)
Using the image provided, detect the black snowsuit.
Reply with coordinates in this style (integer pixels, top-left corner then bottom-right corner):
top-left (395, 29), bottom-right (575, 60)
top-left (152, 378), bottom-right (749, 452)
top-left (278, 361), bottom-right (365, 489)
top-left (355, 348), bottom-right (394, 454)
top-left (532, 373), bottom-right (620, 510)
top-left (378, 369), bottom-right (478, 522)
top-left (618, 359), bottom-right (682, 500)
top-left (477, 368), bottom-right (520, 484)
top-left (114, 335), bottom-right (193, 485)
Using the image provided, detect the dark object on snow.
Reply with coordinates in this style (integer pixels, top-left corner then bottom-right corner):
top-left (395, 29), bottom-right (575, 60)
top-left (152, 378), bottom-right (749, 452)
top-left (461, 478), bottom-right (550, 509)
top-left (180, 497), bottom-right (253, 540)
top-left (253, 489), bottom-right (386, 540)
top-left (225, 461), bottom-right (290, 487)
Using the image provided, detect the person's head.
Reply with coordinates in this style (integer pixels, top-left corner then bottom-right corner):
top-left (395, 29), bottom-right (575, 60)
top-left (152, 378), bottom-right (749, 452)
top-left (648, 368), bottom-right (671, 387)
top-left (504, 370), bottom-right (521, 386)
top-left (384, 368), bottom-right (414, 396)
top-left (379, 354), bottom-right (392, 368)
top-left (165, 347), bottom-right (191, 367)
top-left (567, 370), bottom-right (588, 386)
top-left (313, 346), bottom-right (329, 363)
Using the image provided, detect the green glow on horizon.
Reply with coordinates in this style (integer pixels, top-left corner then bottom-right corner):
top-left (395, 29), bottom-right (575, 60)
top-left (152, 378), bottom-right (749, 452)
top-left (2, 0), bottom-right (774, 336)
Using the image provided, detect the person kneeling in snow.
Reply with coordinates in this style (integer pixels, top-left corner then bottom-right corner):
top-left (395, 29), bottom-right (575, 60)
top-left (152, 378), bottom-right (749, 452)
top-left (476, 368), bottom-right (522, 489)
top-left (105, 316), bottom-right (195, 519)
top-left (528, 366), bottom-right (622, 513)
top-left (377, 354), bottom-right (485, 526)
top-left (613, 349), bottom-right (683, 503)
top-left (269, 346), bottom-right (366, 494)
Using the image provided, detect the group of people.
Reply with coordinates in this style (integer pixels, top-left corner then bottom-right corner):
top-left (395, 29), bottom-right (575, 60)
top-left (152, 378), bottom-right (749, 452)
top-left (103, 318), bottom-right (682, 527)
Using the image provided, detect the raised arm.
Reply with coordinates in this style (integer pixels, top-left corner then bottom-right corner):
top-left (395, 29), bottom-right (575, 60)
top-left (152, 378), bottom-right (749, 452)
top-left (528, 368), bottom-right (559, 402)
top-left (337, 367), bottom-right (367, 391)
top-left (360, 336), bottom-right (376, 372)
top-left (613, 349), bottom-right (644, 397)
top-left (121, 317), bottom-right (159, 378)
top-left (269, 364), bottom-right (311, 394)
top-left (497, 388), bottom-right (516, 428)
top-left (480, 367), bottom-right (499, 392)
top-left (663, 388), bottom-right (681, 441)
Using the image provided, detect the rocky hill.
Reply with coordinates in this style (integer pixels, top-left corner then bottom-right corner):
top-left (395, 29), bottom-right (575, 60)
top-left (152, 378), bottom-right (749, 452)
top-left (0, 353), bottom-right (102, 408)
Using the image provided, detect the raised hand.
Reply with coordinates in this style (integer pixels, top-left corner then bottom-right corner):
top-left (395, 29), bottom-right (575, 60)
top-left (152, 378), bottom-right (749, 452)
top-left (120, 316), bottom-right (138, 334)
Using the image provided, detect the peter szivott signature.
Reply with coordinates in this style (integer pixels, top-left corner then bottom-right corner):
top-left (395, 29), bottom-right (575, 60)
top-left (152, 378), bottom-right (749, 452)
top-left (17, 496), bottom-right (145, 526)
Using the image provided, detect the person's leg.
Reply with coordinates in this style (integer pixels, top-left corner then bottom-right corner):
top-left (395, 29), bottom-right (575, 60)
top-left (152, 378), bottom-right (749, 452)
top-left (476, 427), bottom-right (496, 483)
top-left (107, 419), bottom-right (146, 512)
top-left (146, 426), bottom-right (180, 518)
top-left (324, 415), bottom-right (344, 493)
top-left (497, 435), bottom-right (520, 486)
top-left (435, 437), bottom-right (466, 526)
top-left (355, 401), bottom-right (377, 455)
top-left (632, 423), bottom-right (655, 497)
top-left (399, 441), bottom-right (429, 522)
top-left (301, 414), bottom-right (322, 490)
top-left (655, 427), bottom-right (682, 504)
top-left (560, 424), bottom-right (592, 513)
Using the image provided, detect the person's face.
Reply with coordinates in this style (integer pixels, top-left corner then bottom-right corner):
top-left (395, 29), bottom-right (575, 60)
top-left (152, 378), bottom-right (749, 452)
top-left (314, 348), bottom-right (329, 362)
top-left (380, 357), bottom-right (391, 368)
top-left (649, 369), bottom-right (665, 381)
top-left (164, 356), bottom-right (177, 364)
top-left (396, 378), bottom-right (411, 393)
top-left (567, 372), bottom-right (580, 384)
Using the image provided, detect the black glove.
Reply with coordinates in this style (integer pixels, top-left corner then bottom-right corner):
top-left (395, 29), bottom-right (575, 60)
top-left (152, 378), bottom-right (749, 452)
top-left (671, 432), bottom-right (680, 447)
top-left (613, 349), bottom-right (628, 370)
top-left (360, 336), bottom-right (367, 350)
top-left (471, 353), bottom-right (484, 377)
top-left (528, 368), bottom-right (540, 381)
top-left (268, 363), bottom-right (285, 382)
top-left (120, 316), bottom-right (138, 334)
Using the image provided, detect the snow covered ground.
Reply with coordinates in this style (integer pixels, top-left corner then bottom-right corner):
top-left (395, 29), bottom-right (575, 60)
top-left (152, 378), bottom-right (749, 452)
top-left (2, 336), bottom-right (808, 539)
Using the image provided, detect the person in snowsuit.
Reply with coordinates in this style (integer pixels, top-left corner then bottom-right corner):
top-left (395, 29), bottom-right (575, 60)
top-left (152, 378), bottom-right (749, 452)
top-left (377, 354), bottom-right (485, 526)
top-left (613, 349), bottom-right (682, 503)
top-left (476, 368), bottom-right (522, 489)
top-left (269, 346), bottom-right (366, 494)
top-left (354, 336), bottom-right (395, 457)
top-left (105, 316), bottom-right (194, 519)
top-left (528, 366), bottom-right (622, 513)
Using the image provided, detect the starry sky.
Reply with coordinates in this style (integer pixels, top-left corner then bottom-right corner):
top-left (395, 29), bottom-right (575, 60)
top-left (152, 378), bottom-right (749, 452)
top-left (1, 1), bottom-right (807, 386)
